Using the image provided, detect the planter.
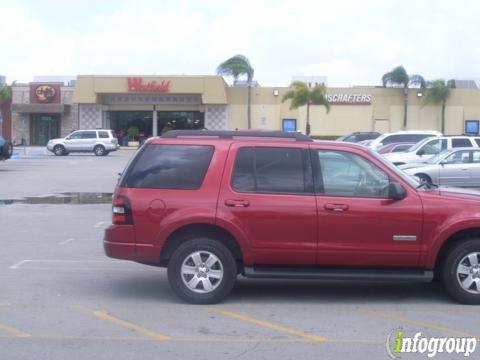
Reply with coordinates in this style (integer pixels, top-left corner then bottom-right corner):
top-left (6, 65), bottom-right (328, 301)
top-left (127, 141), bottom-right (139, 147)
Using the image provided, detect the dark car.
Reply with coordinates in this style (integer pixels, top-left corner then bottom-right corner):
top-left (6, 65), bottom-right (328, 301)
top-left (336, 131), bottom-right (381, 143)
top-left (0, 135), bottom-right (13, 160)
top-left (105, 130), bottom-right (480, 305)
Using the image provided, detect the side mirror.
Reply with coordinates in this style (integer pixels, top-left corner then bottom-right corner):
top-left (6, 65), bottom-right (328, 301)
top-left (417, 149), bottom-right (425, 156)
top-left (388, 182), bottom-right (407, 201)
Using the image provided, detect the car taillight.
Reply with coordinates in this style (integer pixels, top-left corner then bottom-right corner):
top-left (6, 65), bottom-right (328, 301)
top-left (112, 195), bottom-right (133, 225)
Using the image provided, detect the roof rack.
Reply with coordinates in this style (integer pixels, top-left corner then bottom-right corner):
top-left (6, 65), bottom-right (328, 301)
top-left (162, 130), bottom-right (313, 142)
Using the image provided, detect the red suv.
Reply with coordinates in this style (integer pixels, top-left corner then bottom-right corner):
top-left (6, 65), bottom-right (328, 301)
top-left (105, 130), bottom-right (480, 304)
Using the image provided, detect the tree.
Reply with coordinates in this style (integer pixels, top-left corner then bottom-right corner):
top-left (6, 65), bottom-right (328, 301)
top-left (282, 81), bottom-right (330, 136)
top-left (217, 55), bottom-right (254, 129)
top-left (382, 66), bottom-right (425, 130)
top-left (0, 82), bottom-right (14, 136)
top-left (422, 79), bottom-right (455, 134)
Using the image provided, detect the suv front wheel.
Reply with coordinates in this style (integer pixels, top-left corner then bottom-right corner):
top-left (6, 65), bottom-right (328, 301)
top-left (442, 239), bottom-right (480, 304)
top-left (94, 145), bottom-right (107, 156)
top-left (167, 238), bottom-right (237, 304)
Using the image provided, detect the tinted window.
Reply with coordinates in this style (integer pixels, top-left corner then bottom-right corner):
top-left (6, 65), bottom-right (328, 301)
top-left (445, 150), bottom-right (470, 164)
top-left (81, 131), bottom-right (97, 139)
top-left (98, 131), bottom-right (109, 138)
top-left (232, 147), bottom-right (309, 194)
top-left (475, 138), bottom-right (480, 147)
top-left (392, 144), bottom-right (413, 152)
top-left (419, 139), bottom-right (447, 155)
top-left (314, 150), bottom-right (390, 198)
top-left (68, 131), bottom-right (82, 139)
top-left (452, 138), bottom-right (472, 147)
top-left (123, 145), bottom-right (214, 189)
top-left (473, 151), bottom-right (480, 163)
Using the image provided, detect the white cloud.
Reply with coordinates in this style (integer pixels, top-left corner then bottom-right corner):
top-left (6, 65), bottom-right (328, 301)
top-left (1, 0), bottom-right (479, 86)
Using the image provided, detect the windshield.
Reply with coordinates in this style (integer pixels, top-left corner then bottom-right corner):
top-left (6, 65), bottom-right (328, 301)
top-left (407, 136), bottom-right (436, 152)
top-left (369, 149), bottom-right (420, 188)
top-left (426, 149), bottom-right (450, 164)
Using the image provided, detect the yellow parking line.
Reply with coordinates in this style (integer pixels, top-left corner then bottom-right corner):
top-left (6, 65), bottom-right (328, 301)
top-left (360, 308), bottom-right (478, 338)
top-left (212, 308), bottom-right (327, 342)
top-left (0, 323), bottom-right (31, 338)
top-left (93, 310), bottom-right (171, 341)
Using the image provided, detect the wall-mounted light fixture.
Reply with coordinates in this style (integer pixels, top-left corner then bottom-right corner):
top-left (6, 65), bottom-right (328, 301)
top-left (273, 89), bottom-right (279, 96)
top-left (417, 90), bottom-right (423, 98)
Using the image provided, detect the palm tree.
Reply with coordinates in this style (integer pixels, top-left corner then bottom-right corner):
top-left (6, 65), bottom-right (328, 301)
top-left (422, 79), bottom-right (455, 134)
top-left (217, 55), bottom-right (254, 129)
top-left (382, 66), bottom-right (425, 130)
top-left (0, 82), bottom-right (14, 136)
top-left (282, 81), bottom-right (330, 136)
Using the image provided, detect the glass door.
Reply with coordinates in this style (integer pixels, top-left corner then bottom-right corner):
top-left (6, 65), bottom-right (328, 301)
top-left (31, 115), bottom-right (60, 145)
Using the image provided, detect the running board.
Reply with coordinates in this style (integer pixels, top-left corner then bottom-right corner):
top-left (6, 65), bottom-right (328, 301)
top-left (243, 267), bottom-right (434, 282)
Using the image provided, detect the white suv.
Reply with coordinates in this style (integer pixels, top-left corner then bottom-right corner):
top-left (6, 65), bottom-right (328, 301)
top-left (47, 129), bottom-right (120, 156)
top-left (367, 130), bottom-right (442, 151)
top-left (384, 136), bottom-right (480, 165)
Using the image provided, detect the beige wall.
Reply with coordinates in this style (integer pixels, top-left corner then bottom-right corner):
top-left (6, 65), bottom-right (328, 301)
top-left (73, 75), bottom-right (480, 136)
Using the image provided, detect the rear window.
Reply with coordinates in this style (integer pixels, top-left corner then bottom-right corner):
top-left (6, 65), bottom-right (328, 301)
top-left (452, 138), bottom-right (472, 147)
top-left (81, 131), bottom-right (97, 139)
top-left (98, 131), bottom-right (109, 138)
top-left (122, 144), bottom-right (214, 189)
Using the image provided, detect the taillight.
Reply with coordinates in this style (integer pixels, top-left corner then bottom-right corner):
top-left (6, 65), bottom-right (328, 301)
top-left (112, 195), bottom-right (133, 225)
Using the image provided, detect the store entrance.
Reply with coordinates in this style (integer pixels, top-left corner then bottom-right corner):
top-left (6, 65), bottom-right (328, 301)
top-left (157, 111), bottom-right (204, 134)
top-left (31, 114), bottom-right (60, 145)
top-left (110, 111), bottom-right (153, 146)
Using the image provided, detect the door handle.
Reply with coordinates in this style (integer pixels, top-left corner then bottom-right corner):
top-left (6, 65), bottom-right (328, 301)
top-left (225, 199), bottom-right (250, 207)
top-left (324, 203), bottom-right (349, 212)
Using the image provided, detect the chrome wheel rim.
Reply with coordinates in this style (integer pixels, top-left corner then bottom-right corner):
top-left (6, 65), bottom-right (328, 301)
top-left (55, 147), bottom-right (63, 155)
top-left (457, 252), bottom-right (480, 294)
top-left (95, 147), bottom-right (104, 155)
top-left (181, 251), bottom-right (223, 294)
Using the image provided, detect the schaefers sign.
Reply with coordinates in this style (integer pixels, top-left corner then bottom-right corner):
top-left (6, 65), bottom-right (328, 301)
top-left (326, 93), bottom-right (372, 105)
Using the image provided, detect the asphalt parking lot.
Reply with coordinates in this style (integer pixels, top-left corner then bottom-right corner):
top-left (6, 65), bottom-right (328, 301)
top-left (0, 150), bottom-right (479, 360)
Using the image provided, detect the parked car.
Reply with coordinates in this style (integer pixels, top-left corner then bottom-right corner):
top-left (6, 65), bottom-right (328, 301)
top-left (336, 131), bottom-right (380, 143)
top-left (378, 142), bottom-right (415, 154)
top-left (368, 130), bottom-right (442, 151)
top-left (46, 129), bottom-right (119, 156)
top-left (105, 130), bottom-right (480, 304)
top-left (400, 147), bottom-right (480, 187)
top-left (384, 136), bottom-right (480, 165)
top-left (0, 135), bottom-right (13, 160)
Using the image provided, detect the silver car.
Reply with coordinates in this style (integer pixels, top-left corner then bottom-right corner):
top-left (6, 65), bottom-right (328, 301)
top-left (400, 147), bottom-right (480, 187)
top-left (47, 129), bottom-right (119, 156)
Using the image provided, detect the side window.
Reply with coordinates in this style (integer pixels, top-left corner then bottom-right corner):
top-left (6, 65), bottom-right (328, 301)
top-left (475, 138), bottom-right (480, 147)
top-left (69, 131), bottom-right (82, 139)
top-left (381, 135), bottom-right (402, 145)
top-left (98, 131), bottom-right (109, 138)
top-left (232, 147), bottom-right (310, 194)
top-left (122, 145), bottom-right (214, 189)
top-left (444, 150), bottom-right (471, 164)
top-left (81, 131), bottom-right (97, 139)
top-left (473, 151), bottom-right (480, 163)
top-left (452, 138), bottom-right (473, 148)
top-left (314, 150), bottom-right (390, 198)
top-left (419, 139), bottom-right (446, 155)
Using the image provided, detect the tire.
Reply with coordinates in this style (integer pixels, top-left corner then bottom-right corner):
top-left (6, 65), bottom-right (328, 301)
top-left (2, 141), bottom-right (13, 159)
top-left (167, 238), bottom-right (237, 304)
top-left (442, 239), bottom-right (480, 304)
top-left (53, 145), bottom-right (66, 156)
top-left (416, 173), bottom-right (432, 185)
top-left (94, 145), bottom-right (106, 156)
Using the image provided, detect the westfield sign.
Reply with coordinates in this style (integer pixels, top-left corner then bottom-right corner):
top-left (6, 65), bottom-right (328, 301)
top-left (127, 77), bottom-right (170, 92)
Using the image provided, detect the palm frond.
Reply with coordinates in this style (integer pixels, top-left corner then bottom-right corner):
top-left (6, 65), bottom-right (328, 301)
top-left (382, 66), bottom-right (409, 87)
top-left (409, 74), bottom-right (426, 88)
top-left (422, 79), bottom-right (451, 105)
top-left (216, 54), bottom-right (254, 82)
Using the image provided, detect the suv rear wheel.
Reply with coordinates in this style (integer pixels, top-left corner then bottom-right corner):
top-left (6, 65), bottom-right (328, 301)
top-left (94, 145), bottom-right (107, 156)
top-left (442, 239), bottom-right (480, 304)
top-left (167, 238), bottom-right (237, 304)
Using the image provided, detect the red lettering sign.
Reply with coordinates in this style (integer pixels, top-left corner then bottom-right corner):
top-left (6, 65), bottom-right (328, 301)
top-left (127, 77), bottom-right (170, 92)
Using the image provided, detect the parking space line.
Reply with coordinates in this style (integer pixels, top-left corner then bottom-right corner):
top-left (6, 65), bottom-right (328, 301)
top-left (9, 260), bottom-right (29, 269)
top-left (359, 308), bottom-right (478, 338)
top-left (92, 310), bottom-right (171, 341)
top-left (212, 308), bottom-right (327, 342)
top-left (0, 323), bottom-right (31, 338)
top-left (59, 238), bottom-right (75, 245)
top-left (94, 221), bottom-right (105, 228)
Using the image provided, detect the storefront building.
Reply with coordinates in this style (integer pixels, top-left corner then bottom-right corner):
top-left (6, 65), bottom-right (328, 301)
top-left (9, 75), bottom-right (480, 145)
top-left (11, 83), bottom-right (77, 145)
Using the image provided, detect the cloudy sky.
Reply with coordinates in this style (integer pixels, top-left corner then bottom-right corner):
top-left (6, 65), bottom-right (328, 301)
top-left (1, 0), bottom-right (479, 86)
